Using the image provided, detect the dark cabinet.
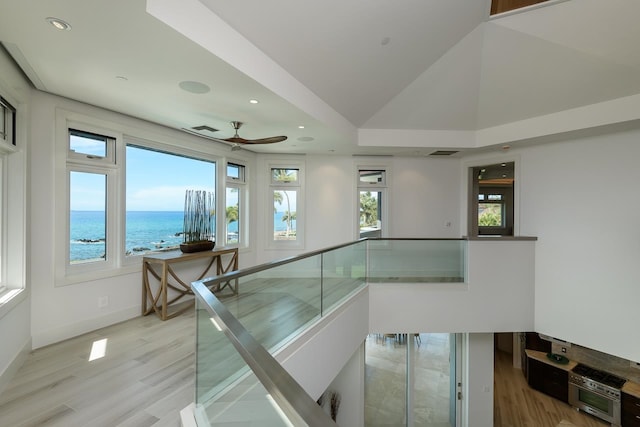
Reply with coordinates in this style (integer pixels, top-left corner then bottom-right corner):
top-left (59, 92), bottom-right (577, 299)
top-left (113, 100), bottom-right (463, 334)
top-left (525, 332), bottom-right (552, 352)
top-left (622, 392), bottom-right (640, 427)
top-left (521, 333), bottom-right (552, 378)
top-left (527, 356), bottom-right (569, 403)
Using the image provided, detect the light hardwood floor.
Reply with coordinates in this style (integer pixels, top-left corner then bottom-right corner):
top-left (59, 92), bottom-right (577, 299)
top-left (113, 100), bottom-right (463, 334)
top-left (0, 306), bottom-right (610, 426)
top-left (0, 302), bottom-right (196, 427)
top-left (494, 350), bottom-right (606, 427)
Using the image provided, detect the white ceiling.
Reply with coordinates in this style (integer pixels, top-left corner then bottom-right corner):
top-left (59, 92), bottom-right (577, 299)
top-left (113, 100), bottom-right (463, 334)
top-left (1, 0), bottom-right (640, 156)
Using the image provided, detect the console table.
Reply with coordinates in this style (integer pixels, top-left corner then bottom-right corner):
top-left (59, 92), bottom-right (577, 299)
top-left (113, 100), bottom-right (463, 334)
top-left (142, 247), bottom-right (239, 320)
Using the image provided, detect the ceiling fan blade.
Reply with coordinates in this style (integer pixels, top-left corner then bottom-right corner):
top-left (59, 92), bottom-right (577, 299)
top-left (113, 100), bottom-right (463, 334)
top-left (229, 135), bottom-right (288, 145)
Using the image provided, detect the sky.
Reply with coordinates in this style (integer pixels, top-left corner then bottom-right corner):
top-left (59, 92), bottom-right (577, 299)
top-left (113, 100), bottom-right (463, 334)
top-left (69, 135), bottom-right (300, 213)
top-left (69, 135), bottom-right (215, 211)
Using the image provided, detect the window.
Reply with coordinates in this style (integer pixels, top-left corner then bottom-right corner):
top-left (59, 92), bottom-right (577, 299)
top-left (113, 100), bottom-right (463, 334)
top-left (57, 113), bottom-right (227, 284)
top-left (66, 129), bottom-right (117, 273)
top-left (125, 144), bottom-right (216, 256)
top-left (469, 162), bottom-right (514, 236)
top-left (269, 165), bottom-right (304, 248)
top-left (0, 91), bottom-right (26, 314)
top-left (225, 163), bottom-right (245, 246)
top-left (69, 170), bottom-right (107, 263)
top-left (0, 96), bottom-right (16, 146)
top-left (358, 168), bottom-right (387, 238)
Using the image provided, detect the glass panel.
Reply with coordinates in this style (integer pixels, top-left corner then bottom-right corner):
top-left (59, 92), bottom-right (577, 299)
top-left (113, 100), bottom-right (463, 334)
top-left (360, 190), bottom-right (382, 238)
top-left (410, 333), bottom-right (456, 426)
top-left (69, 129), bottom-right (108, 158)
top-left (478, 203), bottom-right (504, 227)
top-left (69, 171), bottom-right (106, 263)
top-left (359, 170), bottom-right (384, 184)
top-left (227, 163), bottom-right (244, 181)
top-left (271, 168), bottom-right (298, 183)
top-left (367, 240), bottom-right (465, 283)
top-left (226, 187), bottom-right (239, 245)
top-left (487, 194), bottom-right (502, 201)
top-left (321, 242), bottom-right (367, 312)
top-left (0, 102), bottom-right (6, 140)
top-left (366, 333), bottom-right (457, 427)
top-left (125, 145), bottom-right (215, 256)
top-left (365, 333), bottom-right (407, 426)
top-left (273, 190), bottom-right (297, 241)
top-left (220, 254), bottom-right (323, 352)
top-left (195, 300), bottom-right (291, 426)
top-left (578, 389), bottom-right (610, 413)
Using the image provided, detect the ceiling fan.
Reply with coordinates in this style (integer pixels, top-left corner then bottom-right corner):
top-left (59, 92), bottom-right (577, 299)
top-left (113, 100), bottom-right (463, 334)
top-left (222, 121), bottom-right (287, 151)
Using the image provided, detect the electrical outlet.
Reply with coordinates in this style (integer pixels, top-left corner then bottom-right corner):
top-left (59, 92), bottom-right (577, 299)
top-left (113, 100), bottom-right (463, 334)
top-left (98, 296), bottom-right (108, 308)
top-left (561, 347), bottom-right (567, 353)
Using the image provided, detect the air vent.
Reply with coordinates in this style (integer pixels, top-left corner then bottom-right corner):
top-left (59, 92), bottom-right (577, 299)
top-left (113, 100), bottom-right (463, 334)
top-left (429, 150), bottom-right (459, 156)
top-left (192, 125), bottom-right (219, 133)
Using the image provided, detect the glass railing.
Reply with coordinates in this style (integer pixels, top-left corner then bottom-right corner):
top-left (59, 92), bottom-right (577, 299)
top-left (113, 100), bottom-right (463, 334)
top-left (193, 282), bottom-right (337, 426)
top-left (190, 238), bottom-right (466, 426)
top-left (367, 238), bottom-right (465, 283)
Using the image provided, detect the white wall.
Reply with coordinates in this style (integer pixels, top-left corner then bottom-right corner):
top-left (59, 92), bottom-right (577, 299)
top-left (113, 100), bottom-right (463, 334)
top-left (517, 129), bottom-right (640, 363)
top-left (320, 342), bottom-right (365, 427)
top-left (464, 333), bottom-right (494, 427)
top-left (254, 154), bottom-right (462, 265)
top-left (369, 240), bottom-right (536, 333)
top-left (390, 156), bottom-right (461, 238)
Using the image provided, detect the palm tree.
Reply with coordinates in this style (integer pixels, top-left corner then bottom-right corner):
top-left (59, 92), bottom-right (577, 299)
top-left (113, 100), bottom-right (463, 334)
top-left (272, 169), bottom-right (296, 237)
top-left (226, 204), bottom-right (238, 225)
top-left (281, 210), bottom-right (296, 235)
top-left (359, 191), bottom-right (378, 227)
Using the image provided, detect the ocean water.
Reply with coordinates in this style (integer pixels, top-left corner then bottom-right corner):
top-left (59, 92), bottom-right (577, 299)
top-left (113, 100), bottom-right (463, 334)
top-left (70, 210), bottom-right (295, 261)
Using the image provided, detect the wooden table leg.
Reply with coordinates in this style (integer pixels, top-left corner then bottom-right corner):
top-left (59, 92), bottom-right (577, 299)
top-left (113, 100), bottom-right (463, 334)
top-left (161, 262), bottom-right (168, 320)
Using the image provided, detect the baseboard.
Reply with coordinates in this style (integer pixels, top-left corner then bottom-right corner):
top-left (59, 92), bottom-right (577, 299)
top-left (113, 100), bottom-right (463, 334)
top-left (180, 402), bottom-right (197, 427)
top-left (31, 305), bottom-right (140, 349)
top-left (0, 336), bottom-right (31, 395)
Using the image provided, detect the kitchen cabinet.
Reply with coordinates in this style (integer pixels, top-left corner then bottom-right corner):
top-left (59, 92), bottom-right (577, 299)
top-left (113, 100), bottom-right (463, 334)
top-left (527, 356), bottom-right (569, 403)
top-left (521, 332), bottom-right (552, 378)
top-left (622, 392), bottom-right (640, 427)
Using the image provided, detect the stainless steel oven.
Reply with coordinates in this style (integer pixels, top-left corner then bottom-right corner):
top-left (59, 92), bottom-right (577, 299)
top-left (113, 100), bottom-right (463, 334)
top-left (569, 364), bottom-right (626, 427)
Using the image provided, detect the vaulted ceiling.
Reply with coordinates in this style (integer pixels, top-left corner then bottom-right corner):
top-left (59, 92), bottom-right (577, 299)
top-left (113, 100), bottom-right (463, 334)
top-left (2, 0), bottom-right (640, 155)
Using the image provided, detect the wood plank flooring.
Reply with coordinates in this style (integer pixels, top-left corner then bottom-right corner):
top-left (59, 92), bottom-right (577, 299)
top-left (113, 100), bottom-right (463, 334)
top-left (0, 297), bottom-right (612, 426)
top-left (0, 302), bottom-right (196, 427)
top-left (494, 350), bottom-right (607, 427)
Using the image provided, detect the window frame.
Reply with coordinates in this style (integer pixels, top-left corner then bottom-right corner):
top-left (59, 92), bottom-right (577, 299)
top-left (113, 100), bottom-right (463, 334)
top-left (61, 125), bottom-right (119, 280)
top-left (268, 162), bottom-right (304, 250)
top-left (0, 90), bottom-right (26, 318)
top-left (123, 139), bottom-right (218, 261)
top-left (224, 161), bottom-right (247, 247)
top-left (55, 110), bottom-right (231, 285)
top-left (356, 164), bottom-right (389, 239)
top-left (0, 96), bottom-right (16, 146)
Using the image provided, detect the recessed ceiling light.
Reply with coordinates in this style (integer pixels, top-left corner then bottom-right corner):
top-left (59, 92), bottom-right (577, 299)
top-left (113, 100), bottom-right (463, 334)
top-left (178, 80), bottom-right (210, 94)
top-left (115, 76), bottom-right (128, 81)
top-left (46, 17), bottom-right (72, 31)
top-left (249, 99), bottom-right (259, 104)
top-left (298, 125), bottom-right (305, 129)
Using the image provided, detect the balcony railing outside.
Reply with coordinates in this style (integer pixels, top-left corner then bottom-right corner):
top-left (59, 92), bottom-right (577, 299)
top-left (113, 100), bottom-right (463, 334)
top-left (191, 238), bottom-right (465, 426)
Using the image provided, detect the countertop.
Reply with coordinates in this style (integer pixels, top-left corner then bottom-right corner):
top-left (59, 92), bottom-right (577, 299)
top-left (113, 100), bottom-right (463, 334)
top-left (525, 349), bottom-right (640, 399)
top-left (525, 349), bottom-right (577, 372)
top-left (623, 380), bottom-right (640, 399)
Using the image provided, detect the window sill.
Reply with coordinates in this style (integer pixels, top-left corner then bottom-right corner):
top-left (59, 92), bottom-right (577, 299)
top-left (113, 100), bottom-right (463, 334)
top-left (0, 288), bottom-right (28, 320)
